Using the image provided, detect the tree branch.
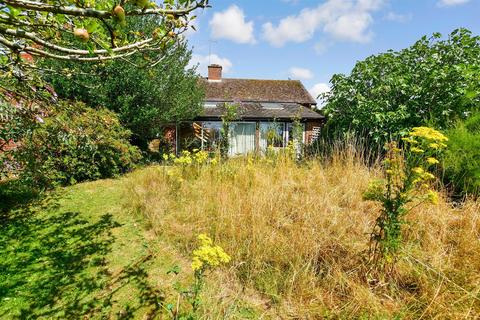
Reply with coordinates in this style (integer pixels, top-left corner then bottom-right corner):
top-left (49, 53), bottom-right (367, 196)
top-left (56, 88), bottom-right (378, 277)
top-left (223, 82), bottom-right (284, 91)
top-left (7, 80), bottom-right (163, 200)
top-left (0, 26), bottom-right (159, 55)
top-left (2, 0), bottom-right (208, 18)
top-left (0, 34), bottom-right (160, 61)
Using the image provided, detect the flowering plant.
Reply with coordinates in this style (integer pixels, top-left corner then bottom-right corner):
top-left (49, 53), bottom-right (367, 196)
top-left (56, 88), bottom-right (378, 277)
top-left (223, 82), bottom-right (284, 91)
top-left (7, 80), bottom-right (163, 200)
top-left (364, 127), bottom-right (448, 267)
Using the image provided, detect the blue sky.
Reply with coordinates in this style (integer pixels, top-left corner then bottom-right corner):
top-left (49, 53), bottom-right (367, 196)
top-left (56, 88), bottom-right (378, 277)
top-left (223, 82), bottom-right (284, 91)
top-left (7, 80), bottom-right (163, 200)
top-left (186, 0), bottom-right (480, 102)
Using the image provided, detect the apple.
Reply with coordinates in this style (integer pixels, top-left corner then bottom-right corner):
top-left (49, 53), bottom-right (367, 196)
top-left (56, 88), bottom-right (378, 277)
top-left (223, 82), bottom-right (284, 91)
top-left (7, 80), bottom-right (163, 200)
top-left (73, 28), bottom-right (89, 42)
top-left (113, 5), bottom-right (125, 22)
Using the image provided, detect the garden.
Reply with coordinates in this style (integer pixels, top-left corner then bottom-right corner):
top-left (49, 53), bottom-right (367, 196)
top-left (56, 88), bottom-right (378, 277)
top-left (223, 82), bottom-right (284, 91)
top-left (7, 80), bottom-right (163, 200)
top-left (1, 0), bottom-right (480, 318)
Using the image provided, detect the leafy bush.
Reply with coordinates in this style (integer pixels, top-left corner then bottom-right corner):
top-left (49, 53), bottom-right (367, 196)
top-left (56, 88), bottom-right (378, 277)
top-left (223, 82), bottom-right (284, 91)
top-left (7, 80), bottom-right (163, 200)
top-left (18, 101), bottom-right (141, 188)
top-left (443, 112), bottom-right (480, 197)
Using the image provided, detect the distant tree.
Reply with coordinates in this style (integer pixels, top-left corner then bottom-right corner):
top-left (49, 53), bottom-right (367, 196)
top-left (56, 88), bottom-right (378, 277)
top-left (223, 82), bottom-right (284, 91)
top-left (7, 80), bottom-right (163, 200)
top-left (42, 29), bottom-right (205, 149)
top-left (323, 28), bottom-right (480, 146)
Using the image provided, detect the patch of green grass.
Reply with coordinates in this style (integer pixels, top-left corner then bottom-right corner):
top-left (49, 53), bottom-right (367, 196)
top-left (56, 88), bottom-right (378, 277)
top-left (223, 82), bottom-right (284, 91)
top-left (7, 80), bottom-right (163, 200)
top-left (0, 173), bottom-right (262, 319)
top-left (0, 177), bottom-right (173, 319)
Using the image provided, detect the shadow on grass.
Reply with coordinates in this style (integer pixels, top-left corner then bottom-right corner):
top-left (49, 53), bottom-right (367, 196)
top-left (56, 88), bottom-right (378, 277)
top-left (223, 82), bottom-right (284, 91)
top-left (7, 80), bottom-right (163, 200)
top-left (0, 187), bottom-right (165, 319)
top-left (0, 180), bottom-right (40, 218)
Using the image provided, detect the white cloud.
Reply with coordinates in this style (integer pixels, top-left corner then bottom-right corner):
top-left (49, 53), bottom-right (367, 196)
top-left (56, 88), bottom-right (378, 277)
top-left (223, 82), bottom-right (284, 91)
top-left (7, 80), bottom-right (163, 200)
top-left (209, 5), bottom-right (256, 44)
top-left (384, 12), bottom-right (412, 23)
top-left (189, 54), bottom-right (233, 76)
top-left (262, 0), bottom-right (385, 47)
top-left (289, 67), bottom-right (314, 80)
top-left (438, 0), bottom-right (471, 6)
top-left (309, 83), bottom-right (331, 106)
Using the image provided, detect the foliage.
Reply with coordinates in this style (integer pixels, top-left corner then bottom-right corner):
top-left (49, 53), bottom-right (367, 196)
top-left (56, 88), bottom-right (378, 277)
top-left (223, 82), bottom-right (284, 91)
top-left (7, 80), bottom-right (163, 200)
top-left (265, 121), bottom-right (283, 148)
top-left (323, 28), bottom-right (480, 147)
top-left (363, 127), bottom-right (447, 267)
top-left (220, 103), bottom-right (238, 158)
top-left (17, 101), bottom-right (140, 188)
top-left (443, 112), bottom-right (480, 197)
top-left (42, 22), bottom-right (205, 149)
top-left (0, 0), bottom-right (207, 170)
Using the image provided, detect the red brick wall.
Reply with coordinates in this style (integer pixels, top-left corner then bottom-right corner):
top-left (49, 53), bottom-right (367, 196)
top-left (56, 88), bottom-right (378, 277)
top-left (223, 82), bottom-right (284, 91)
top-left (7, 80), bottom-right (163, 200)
top-left (305, 121), bottom-right (323, 145)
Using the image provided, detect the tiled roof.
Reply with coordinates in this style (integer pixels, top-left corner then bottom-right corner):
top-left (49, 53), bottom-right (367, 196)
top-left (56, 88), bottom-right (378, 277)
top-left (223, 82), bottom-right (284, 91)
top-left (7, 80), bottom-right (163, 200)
top-left (201, 78), bottom-right (317, 105)
top-left (197, 102), bottom-right (324, 120)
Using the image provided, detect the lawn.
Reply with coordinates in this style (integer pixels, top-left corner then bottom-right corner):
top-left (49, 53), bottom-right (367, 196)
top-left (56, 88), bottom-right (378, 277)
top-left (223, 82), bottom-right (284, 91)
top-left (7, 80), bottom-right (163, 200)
top-left (0, 176), bottom-right (250, 319)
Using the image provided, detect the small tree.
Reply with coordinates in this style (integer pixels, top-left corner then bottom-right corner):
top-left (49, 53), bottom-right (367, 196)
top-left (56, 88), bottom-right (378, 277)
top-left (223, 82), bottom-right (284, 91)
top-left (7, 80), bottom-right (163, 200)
top-left (291, 114), bottom-right (304, 159)
top-left (220, 103), bottom-right (238, 158)
top-left (363, 127), bottom-right (448, 270)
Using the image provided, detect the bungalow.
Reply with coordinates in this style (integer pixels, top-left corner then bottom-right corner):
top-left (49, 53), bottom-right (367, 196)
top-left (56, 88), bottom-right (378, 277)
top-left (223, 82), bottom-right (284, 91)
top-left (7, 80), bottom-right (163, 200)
top-left (171, 64), bottom-right (324, 156)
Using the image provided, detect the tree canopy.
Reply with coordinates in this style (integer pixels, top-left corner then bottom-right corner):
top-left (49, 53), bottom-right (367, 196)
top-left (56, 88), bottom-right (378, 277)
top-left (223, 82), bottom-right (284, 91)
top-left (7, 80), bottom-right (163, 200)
top-left (323, 28), bottom-right (480, 145)
top-left (43, 36), bottom-right (205, 148)
top-left (0, 0), bottom-right (208, 120)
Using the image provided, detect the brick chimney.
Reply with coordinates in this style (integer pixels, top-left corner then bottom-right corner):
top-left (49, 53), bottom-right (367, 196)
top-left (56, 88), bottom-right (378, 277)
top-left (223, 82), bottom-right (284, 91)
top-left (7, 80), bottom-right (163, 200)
top-left (208, 64), bottom-right (222, 81)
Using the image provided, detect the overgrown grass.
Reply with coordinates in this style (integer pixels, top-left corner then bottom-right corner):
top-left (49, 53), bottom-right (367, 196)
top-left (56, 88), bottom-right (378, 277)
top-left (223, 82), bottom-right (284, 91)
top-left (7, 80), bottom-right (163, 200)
top-left (126, 149), bottom-right (480, 318)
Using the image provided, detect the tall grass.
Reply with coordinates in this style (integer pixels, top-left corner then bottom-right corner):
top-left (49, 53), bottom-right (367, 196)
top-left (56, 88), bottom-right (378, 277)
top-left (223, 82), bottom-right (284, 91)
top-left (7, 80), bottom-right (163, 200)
top-left (125, 145), bottom-right (480, 318)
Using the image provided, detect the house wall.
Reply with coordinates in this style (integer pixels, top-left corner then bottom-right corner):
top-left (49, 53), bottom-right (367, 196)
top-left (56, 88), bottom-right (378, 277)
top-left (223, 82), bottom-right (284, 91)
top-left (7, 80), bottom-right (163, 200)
top-left (305, 121), bottom-right (323, 145)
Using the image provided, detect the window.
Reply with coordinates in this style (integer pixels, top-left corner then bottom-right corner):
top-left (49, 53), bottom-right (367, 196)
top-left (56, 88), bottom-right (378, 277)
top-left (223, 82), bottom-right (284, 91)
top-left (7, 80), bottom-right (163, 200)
top-left (202, 121), bottom-right (222, 152)
top-left (259, 122), bottom-right (284, 151)
top-left (229, 122), bottom-right (256, 156)
top-left (286, 122), bottom-right (305, 144)
top-left (204, 102), bottom-right (217, 109)
top-left (178, 122), bottom-right (202, 152)
top-left (261, 103), bottom-right (284, 110)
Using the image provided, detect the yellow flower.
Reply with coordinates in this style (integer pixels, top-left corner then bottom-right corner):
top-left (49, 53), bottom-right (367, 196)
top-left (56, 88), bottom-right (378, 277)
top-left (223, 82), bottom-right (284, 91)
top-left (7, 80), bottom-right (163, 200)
top-left (385, 169), bottom-right (394, 175)
top-left (191, 257), bottom-right (203, 271)
top-left (401, 137), bottom-right (417, 144)
top-left (191, 234), bottom-right (231, 272)
top-left (162, 153), bottom-right (169, 161)
top-left (426, 157), bottom-right (439, 165)
top-left (210, 158), bottom-right (218, 165)
top-left (426, 190), bottom-right (439, 205)
top-left (412, 167), bottom-right (425, 175)
top-left (424, 172), bottom-right (435, 180)
top-left (409, 127), bottom-right (448, 143)
top-left (410, 147), bottom-right (425, 154)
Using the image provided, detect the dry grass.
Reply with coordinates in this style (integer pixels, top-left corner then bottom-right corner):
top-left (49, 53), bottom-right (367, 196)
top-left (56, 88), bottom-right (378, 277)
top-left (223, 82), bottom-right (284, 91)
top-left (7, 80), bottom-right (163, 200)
top-left (125, 148), bottom-right (480, 319)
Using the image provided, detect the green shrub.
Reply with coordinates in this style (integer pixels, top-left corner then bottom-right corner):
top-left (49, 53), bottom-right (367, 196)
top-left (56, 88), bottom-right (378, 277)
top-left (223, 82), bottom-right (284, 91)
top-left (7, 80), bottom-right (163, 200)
top-left (18, 101), bottom-right (141, 188)
top-left (443, 112), bottom-right (480, 197)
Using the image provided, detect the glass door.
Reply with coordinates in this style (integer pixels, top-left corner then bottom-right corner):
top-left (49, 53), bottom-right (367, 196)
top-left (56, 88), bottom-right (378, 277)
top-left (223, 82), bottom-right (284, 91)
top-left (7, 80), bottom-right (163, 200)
top-left (228, 122), bottom-right (256, 156)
